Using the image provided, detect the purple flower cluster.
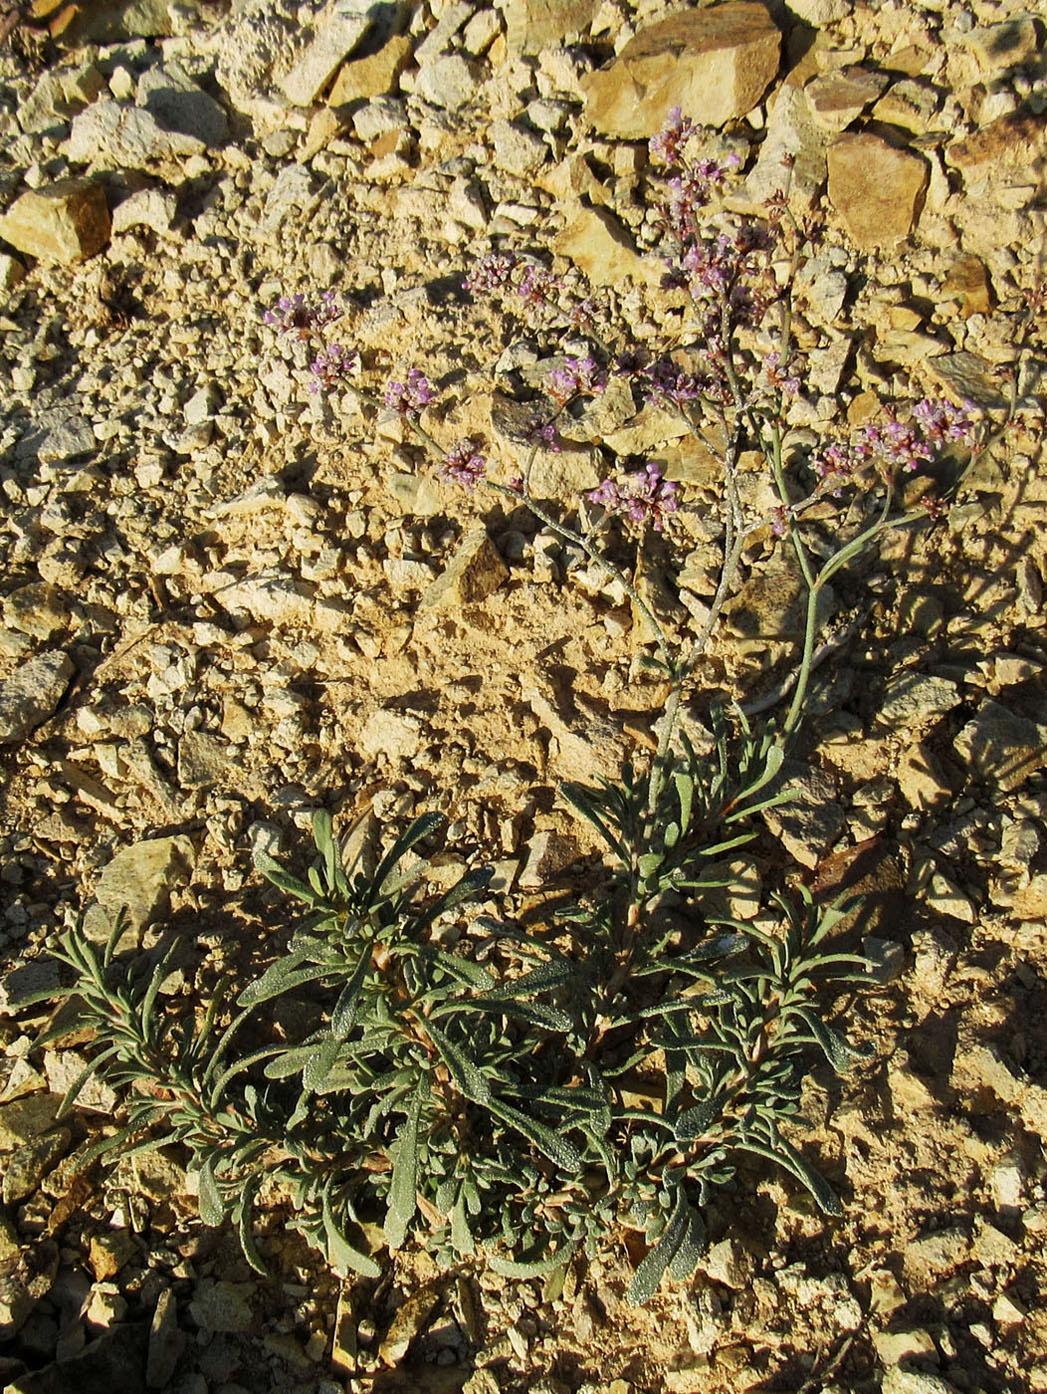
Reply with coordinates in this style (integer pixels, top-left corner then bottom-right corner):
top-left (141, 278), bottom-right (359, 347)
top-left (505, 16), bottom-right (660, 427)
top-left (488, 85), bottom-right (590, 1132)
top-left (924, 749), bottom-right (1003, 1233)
top-left (547, 355), bottom-right (606, 403)
top-left (440, 438), bottom-right (486, 488)
top-left (813, 398), bottom-right (978, 488)
top-left (263, 291), bottom-right (342, 339)
top-left (384, 369), bottom-right (433, 417)
top-left (763, 351), bottom-right (801, 398)
top-left (308, 343), bottom-right (358, 392)
top-left (528, 414), bottom-right (561, 451)
top-left (462, 251), bottom-right (519, 294)
top-left (589, 462), bottom-right (680, 533)
top-left (649, 107), bottom-right (698, 167)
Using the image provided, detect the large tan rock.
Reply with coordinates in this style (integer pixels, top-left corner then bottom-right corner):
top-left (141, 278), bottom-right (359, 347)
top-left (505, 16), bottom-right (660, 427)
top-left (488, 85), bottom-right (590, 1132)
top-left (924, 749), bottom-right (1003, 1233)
top-left (946, 111), bottom-right (1045, 185)
top-left (582, 3), bottom-right (780, 138)
top-left (826, 133), bottom-right (928, 250)
top-left (0, 178), bottom-right (110, 263)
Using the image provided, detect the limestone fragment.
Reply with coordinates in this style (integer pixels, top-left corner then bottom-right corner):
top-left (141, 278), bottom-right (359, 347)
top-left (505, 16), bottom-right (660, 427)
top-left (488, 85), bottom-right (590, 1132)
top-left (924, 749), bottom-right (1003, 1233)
top-left (582, 3), bottom-right (780, 138)
top-left (946, 112), bottom-right (1045, 185)
top-left (328, 34), bottom-right (413, 104)
top-left (280, 10), bottom-right (371, 106)
top-left (826, 133), bottom-right (928, 250)
top-left (0, 179), bottom-right (110, 264)
top-left (0, 650), bottom-right (75, 744)
top-left (743, 81), bottom-right (829, 209)
top-left (504, 0), bottom-right (597, 53)
top-left (805, 66), bottom-right (889, 133)
top-left (420, 528), bottom-right (508, 610)
top-left (552, 200), bottom-right (651, 287)
top-left (66, 101), bottom-right (206, 169)
top-left (953, 700), bottom-right (1047, 793)
top-left (87, 835), bottom-right (196, 943)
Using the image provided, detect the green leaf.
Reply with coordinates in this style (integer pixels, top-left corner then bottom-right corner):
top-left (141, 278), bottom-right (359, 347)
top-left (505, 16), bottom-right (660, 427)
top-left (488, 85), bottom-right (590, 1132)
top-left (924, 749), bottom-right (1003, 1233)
top-left (254, 852), bottom-right (321, 905)
top-left (198, 1156), bottom-right (226, 1227)
top-left (324, 1186), bottom-right (381, 1278)
top-left (451, 1194), bottom-right (474, 1254)
top-left (263, 1039), bottom-right (329, 1080)
top-left (385, 1093), bottom-right (423, 1251)
top-left (373, 812), bottom-right (444, 899)
top-left (480, 958), bottom-right (573, 999)
top-left (560, 782), bottom-right (630, 863)
top-left (425, 1020), bottom-right (491, 1103)
top-left (627, 1203), bottom-right (686, 1304)
top-left (485, 1098), bottom-right (582, 1171)
top-left (673, 1097), bottom-right (724, 1141)
top-left (237, 958), bottom-right (333, 1009)
top-left (674, 772), bottom-right (694, 835)
top-left (437, 996), bottom-right (571, 1033)
top-left (331, 953), bottom-right (371, 1041)
top-left (786, 1007), bottom-right (858, 1071)
top-left (55, 1044), bottom-right (119, 1120)
top-left (738, 1136), bottom-right (842, 1217)
top-left (234, 1175), bottom-right (267, 1275)
top-left (667, 1208), bottom-right (706, 1282)
top-left (302, 1035), bottom-right (342, 1093)
top-left (314, 809), bottom-right (349, 898)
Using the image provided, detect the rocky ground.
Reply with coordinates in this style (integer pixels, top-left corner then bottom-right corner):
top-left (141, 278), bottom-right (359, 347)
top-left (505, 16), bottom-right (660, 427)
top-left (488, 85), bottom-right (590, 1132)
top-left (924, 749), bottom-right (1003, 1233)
top-left (1, 0), bottom-right (1046, 1391)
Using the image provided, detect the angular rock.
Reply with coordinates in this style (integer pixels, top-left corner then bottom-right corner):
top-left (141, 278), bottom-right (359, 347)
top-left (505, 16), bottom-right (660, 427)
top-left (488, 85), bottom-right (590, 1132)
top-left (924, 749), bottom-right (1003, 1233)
top-left (0, 251), bottom-right (26, 291)
top-left (491, 118), bottom-right (548, 176)
top-left (3, 583), bottom-right (72, 641)
top-left (138, 62), bottom-right (229, 146)
top-left (328, 34), bottom-right (413, 104)
top-left (188, 1278), bottom-right (256, 1334)
top-left (88, 835), bottom-right (196, 942)
top-left (961, 16), bottom-right (1041, 77)
top-left (112, 187), bottom-right (178, 236)
top-left (763, 770), bottom-right (846, 869)
top-left (358, 708), bottom-right (423, 763)
top-left (3, 1128), bottom-right (72, 1205)
top-left (826, 133), bottom-right (928, 250)
top-left (0, 1095), bottom-right (62, 1151)
top-left (954, 700), bottom-right (1047, 793)
top-left (0, 650), bottom-right (74, 745)
top-left (280, 7), bottom-right (370, 105)
top-left (0, 179), bottom-right (110, 264)
top-left (552, 200), bottom-right (651, 286)
top-left (582, 3), bottom-right (780, 138)
top-left (871, 78), bottom-right (942, 136)
top-left (4, 1317), bottom-right (148, 1394)
top-left (43, 1051), bottom-right (118, 1114)
top-left (421, 528), bottom-right (508, 610)
top-left (804, 66), bottom-right (889, 134)
top-left (147, 1287), bottom-right (183, 1389)
top-left (414, 54), bottom-right (482, 110)
top-left (504, 0), bottom-right (597, 53)
top-left (924, 350), bottom-right (1008, 409)
top-left (946, 112), bottom-right (1045, 185)
top-left (518, 829), bottom-right (580, 888)
top-left (875, 673), bottom-right (960, 728)
top-left (66, 101), bottom-right (206, 169)
top-left (744, 80), bottom-right (829, 210)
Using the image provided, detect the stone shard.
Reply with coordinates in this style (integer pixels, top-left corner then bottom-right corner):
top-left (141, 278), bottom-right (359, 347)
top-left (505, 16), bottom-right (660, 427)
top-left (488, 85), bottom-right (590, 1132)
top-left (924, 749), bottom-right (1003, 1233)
top-left (0, 179), bottom-right (110, 264)
top-left (420, 528), bottom-right (508, 610)
top-left (743, 80), bottom-right (829, 209)
top-left (582, 3), bottom-right (781, 138)
top-left (280, 9), bottom-right (372, 106)
top-left (328, 34), bottom-right (413, 104)
top-left (0, 650), bottom-right (75, 744)
top-left (826, 133), bottom-right (928, 250)
top-left (137, 62), bottom-right (230, 146)
top-left (552, 199), bottom-right (652, 287)
top-left (946, 111), bottom-right (1046, 184)
top-left (87, 835), bottom-right (197, 944)
top-left (503, 0), bottom-right (598, 54)
top-left (804, 65), bottom-right (890, 134)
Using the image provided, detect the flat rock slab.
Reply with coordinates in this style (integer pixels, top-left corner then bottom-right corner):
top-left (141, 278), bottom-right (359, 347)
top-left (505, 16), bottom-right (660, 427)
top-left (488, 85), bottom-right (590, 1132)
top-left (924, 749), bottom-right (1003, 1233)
top-left (0, 179), bottom-right (110, 264)
top-left (954, 700), bottom-right (1047, 793)
top-left (583, 2), bottom-right (781, 138)
top-left (87, 835), bottom-right (197, 943)
top-left (826, 133), bottom-right (929, 250)
top-left (0, 650), bottom-right (74, 745)
top-left (503, 0), bottom-right (598, 53)
top-left (66, 100), bottom-right (205, 170)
